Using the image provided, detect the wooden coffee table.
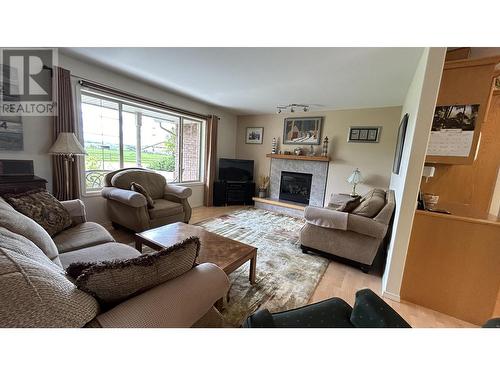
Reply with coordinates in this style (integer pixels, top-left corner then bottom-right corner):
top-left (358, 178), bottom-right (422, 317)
top-left (135, 222), bottom-right (257, 284)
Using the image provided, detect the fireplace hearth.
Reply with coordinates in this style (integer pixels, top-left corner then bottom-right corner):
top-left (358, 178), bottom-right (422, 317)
top-left (279, 171), bottom-right (313, 204)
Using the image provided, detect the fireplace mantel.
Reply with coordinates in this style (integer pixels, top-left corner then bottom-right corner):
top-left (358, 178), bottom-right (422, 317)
top-left (266, 154), bottom-right (330, 162)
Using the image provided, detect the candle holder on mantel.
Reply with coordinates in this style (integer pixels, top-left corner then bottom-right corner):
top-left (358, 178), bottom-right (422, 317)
top-left (271, 137), bottom-right (277, 154)
top-left (322, 136), bottom-right (329, 157)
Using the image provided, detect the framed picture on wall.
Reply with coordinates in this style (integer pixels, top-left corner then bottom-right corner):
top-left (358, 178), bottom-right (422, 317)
top-left (393, 113), bottom-right (409, 174)
top-left (245, 127), bottom-right (264, 144)
top-left (0, 119), bottom-right (23, 151)
top-left (348, 126), bottom-right (381, 143)
top-left (283, 117), bottom-right (323, 145)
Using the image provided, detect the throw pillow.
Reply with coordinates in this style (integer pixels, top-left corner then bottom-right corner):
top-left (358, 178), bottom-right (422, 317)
top-left (352, 190), bottom-right (386, 218)
top-left (337, 196), bottom-right (361, 212)
top-left (3, 188), bottom-right (72, 237)
top-left (130, 182), bottom-right (155, 209)
top-left (67, 237), bottom-right (200, 308)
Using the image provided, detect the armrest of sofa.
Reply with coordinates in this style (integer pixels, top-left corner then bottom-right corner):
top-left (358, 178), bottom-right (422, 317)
top-left (94, 263), bottom-right (230, 328)
top-left (101, 187), bottom-right (147, 208)
top-left (347, 214), bottom-right (388, 239)
top-left (164, 184), bottom-right (192, 200)
top-left (60, 199), bottom-right (87, 224)
top-left (304, 206), bottom-right (349, 230)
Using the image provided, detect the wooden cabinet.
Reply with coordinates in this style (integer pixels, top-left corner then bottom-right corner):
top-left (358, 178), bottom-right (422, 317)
top-left (0, 176), bottom-right (47, 195)
top-left (426, 56), bottom-right (500, 165)
top-left (401, 208), bottom-right (500, 325)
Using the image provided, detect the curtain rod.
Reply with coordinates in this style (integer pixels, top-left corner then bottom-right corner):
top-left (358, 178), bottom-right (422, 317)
top-left (76, 78), bottom-right (220, 121)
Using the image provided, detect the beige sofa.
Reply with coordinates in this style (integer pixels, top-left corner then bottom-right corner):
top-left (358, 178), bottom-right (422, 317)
top-left (0, 197), bottom-right (229, 328)
top-left (101, 168), bottom-right (192, 232)
top-left (300, 189), bottom-right (395, 272)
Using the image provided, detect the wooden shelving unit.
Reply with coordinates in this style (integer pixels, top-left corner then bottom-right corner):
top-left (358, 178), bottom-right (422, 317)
top-left (266, 153), bottom-right (330, 162)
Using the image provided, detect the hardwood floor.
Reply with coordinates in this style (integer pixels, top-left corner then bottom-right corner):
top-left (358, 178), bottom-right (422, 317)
top-left (190, 205), bottom-right (476, 327)
top-left (112, 204), bottom-right (476, 328)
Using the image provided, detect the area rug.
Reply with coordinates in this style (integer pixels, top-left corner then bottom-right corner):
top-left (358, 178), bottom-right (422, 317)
top-left (196, 208), bottom-right (329, 327)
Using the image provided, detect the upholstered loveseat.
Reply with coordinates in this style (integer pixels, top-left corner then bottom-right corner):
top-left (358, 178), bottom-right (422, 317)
top-left (0, 197), bottom-right (229, 328)
top-left (300, 189), bottom-right (395, 272)
top-left (101, 168), bottom-right (192, 232)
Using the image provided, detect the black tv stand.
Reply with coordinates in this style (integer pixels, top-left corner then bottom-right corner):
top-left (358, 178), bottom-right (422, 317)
top-left (213, 181), bottom-right (255, 206)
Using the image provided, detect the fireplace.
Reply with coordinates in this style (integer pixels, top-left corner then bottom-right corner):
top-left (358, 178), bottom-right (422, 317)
top-left (279, 171), bottom-right (313, 204)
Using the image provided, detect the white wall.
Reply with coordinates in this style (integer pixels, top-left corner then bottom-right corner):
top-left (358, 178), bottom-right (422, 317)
top-left (0, 52), bottom-right (237, 224)
top-left (237, 107), bottom-right (402, 205)
top-left (382, 48), bottom-right (446, 299)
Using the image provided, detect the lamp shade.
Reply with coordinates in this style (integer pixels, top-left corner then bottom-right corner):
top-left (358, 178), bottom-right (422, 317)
top-left (347, 168), bottom-right (363, 184)
top-left (48, 132), bottom-right (86, 155)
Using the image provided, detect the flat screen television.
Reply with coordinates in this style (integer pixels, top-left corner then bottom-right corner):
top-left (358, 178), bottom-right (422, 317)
top-left (219, 158), bottom-right (254, 182)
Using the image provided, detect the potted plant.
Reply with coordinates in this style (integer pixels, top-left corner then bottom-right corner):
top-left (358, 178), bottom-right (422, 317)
top-left (257, 175), bottom-right (270, 198)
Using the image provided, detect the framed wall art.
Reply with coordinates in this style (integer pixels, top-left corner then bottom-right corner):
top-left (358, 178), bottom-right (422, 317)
top-left (348, 126), bottom-right (381, 143)
top-left (283, 117), bottom-right (323, 145)
top-left (0, 119), bottom-right (23, 151)
top-left (393, 113), bottom-right (409, 174)
top-left (245, 127), bottom-right (264, 144)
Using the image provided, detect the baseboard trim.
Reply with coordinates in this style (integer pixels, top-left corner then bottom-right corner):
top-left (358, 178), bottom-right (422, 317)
top-left (382, 290), bottom-right (401, 302)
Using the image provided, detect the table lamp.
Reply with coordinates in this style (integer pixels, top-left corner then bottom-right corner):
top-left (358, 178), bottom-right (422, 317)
top-left (347, 168), bottom-right (363, 197)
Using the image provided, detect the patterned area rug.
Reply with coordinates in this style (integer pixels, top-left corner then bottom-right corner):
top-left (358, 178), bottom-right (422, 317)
top-left (196, 208), bottom-right (329, 327)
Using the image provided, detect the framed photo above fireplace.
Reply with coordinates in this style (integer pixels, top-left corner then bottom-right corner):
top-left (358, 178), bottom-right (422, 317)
top-left (283, 117), bottom-right (323, 145)
top-left (245, 127), bottom-right (264, 144)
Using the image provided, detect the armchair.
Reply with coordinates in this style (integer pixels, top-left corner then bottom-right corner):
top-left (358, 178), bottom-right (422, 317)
top-left (243, 289), bottom-right (412, 328)
top-left (101, 168), bottom-right (192, 232)
top-left (300, 189), bottom-right (395, 272)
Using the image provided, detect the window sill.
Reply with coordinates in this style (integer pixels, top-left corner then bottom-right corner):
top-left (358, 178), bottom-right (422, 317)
top-left (174, 181), bottom-right (205, 187)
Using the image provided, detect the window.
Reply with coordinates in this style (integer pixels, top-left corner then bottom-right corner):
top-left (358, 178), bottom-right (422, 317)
top-left (80, 91), bottom-right (204, 192)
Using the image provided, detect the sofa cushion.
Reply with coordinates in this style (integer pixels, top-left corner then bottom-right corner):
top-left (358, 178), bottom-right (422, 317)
top-left (131, 182), bottom-right (155, 208)
top-left (53, 222), bottom-right (115, 254)
top-left (111, 169), bottom-right (166, 199)
top-left (350, 289), bottom-right (411, 328)
top-left (352, 189), bottom-right (386, 218)
top-left (3, 189), bottom-right (71, 237)
top-left (70, 237), bottom-right (200, 307)
top-left (0, 197), bottom-right (62, 267)
top-left (60, 242), bottom-right (141, 269)
top-left (0, 227), bottom-right (99, 328)
top-left (148, 199), bottom-right (183, 219)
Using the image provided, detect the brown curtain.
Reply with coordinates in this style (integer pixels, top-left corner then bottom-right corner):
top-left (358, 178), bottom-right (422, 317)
top-left (204, 115), bottom-right (218, 206)
top-left (52, 67), bottom-right (81, 200)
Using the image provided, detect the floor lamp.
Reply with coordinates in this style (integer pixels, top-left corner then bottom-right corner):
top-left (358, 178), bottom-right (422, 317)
top-left (49, 132), bottom-right (86, 198)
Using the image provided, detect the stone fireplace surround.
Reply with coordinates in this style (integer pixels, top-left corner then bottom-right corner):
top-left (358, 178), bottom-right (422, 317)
top-left (269, 158), bottom-right (329, 207)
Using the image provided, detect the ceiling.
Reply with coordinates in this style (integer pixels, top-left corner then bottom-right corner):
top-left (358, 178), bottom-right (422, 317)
top-left (62, 48), bottom-right (424, 115)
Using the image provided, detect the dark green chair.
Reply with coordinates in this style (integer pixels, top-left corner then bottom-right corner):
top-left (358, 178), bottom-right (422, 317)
top-left (243, 289), bottom-right (411, 328)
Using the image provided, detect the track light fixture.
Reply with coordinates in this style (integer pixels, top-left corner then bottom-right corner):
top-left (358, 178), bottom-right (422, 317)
top-left (276, 104), bottom-right (310, 114)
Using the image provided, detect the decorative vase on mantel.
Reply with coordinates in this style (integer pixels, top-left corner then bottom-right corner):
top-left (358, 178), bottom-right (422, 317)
top-left (258, 189), bottom-right (267, 198)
